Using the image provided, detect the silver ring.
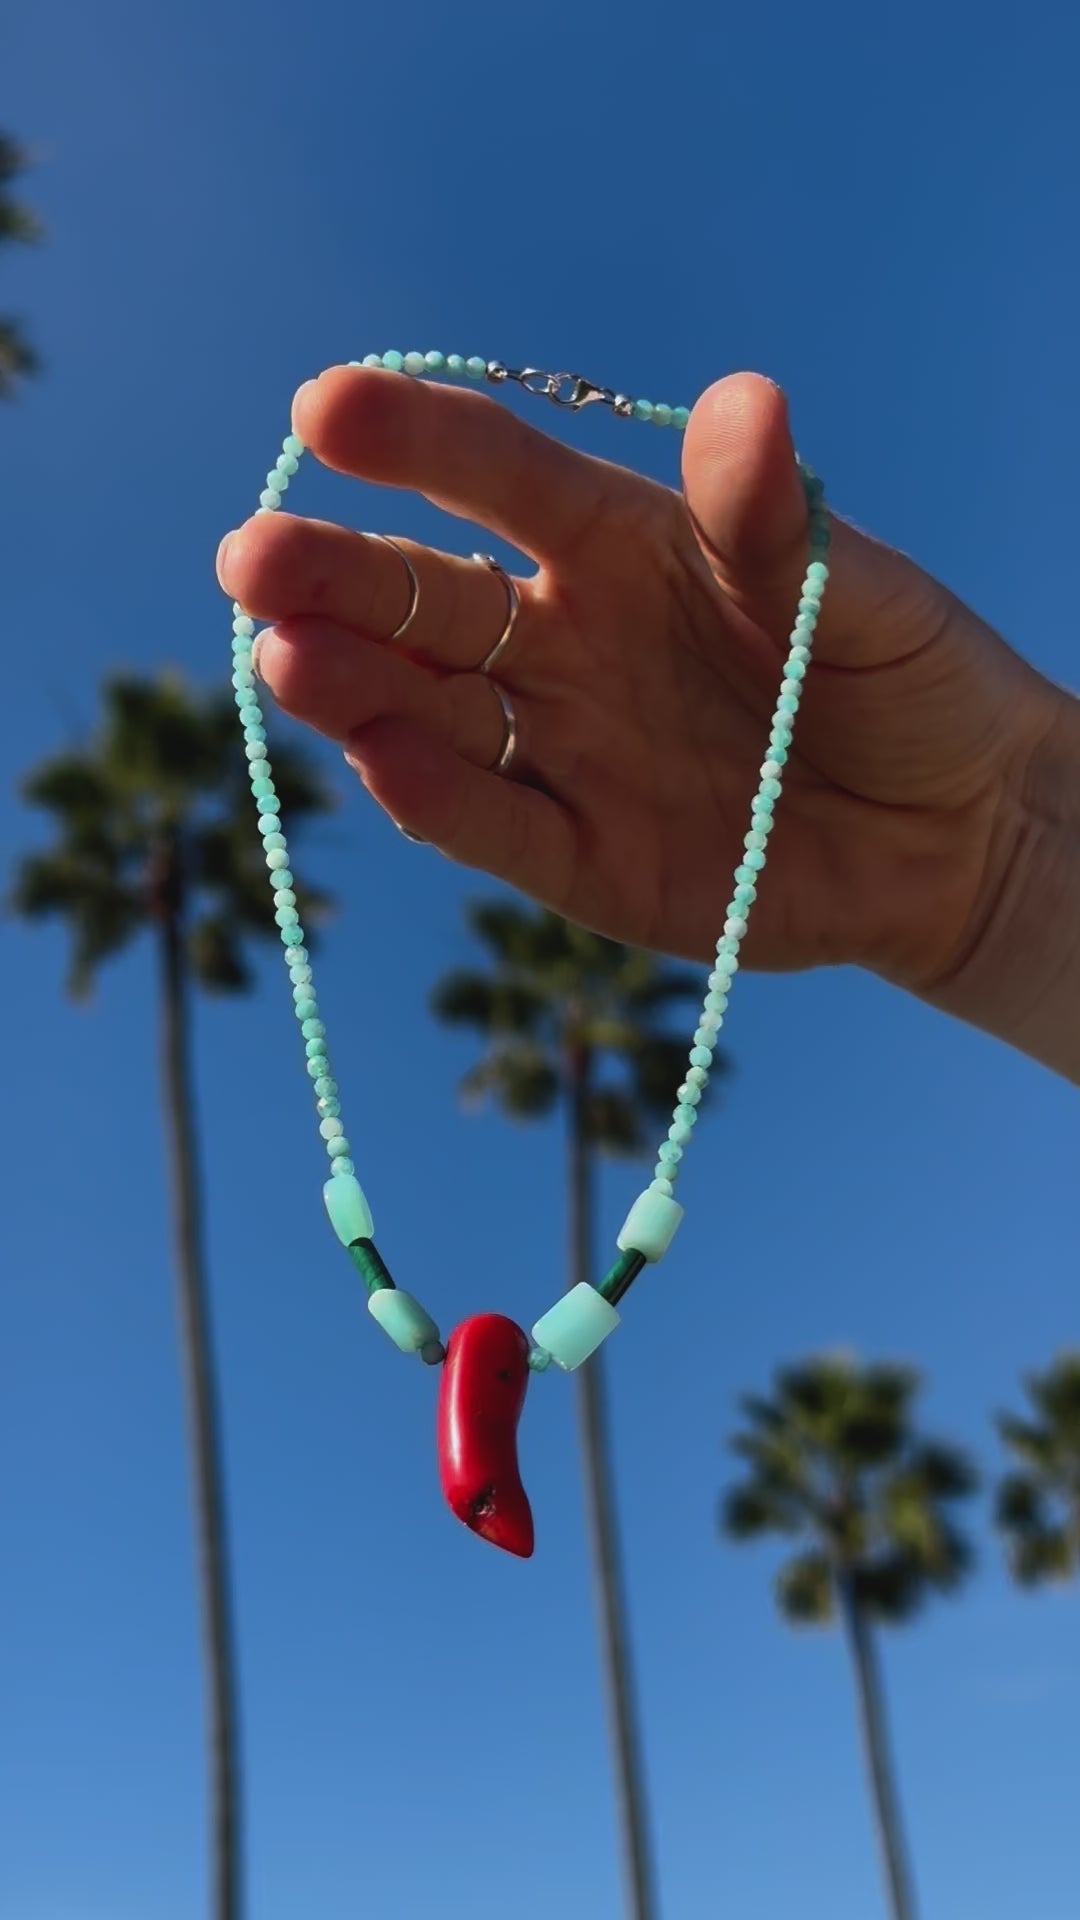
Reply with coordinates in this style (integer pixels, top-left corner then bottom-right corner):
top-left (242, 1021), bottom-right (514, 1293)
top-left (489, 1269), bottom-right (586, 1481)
top-left (489, 682), bottom-right (518, 776)
top-left (367, 534), bottom-right (421, 642)
top-left (472, 554), bottom-right (520, 674)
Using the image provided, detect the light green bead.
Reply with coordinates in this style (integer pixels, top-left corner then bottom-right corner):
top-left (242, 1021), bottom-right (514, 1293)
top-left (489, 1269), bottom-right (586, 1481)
top-left (362, 353), bottom-right (382, 368)
top-left (617, 1189), bottom-right (685, 1261)
top-left (403, 352), bottom-right (426, 375)
top-left (465, 356), bottom-right (486, 379)
top-left (233, 615), bottom-right (255, 636)
top-left (282, 433), bottom-right (304, 457)
top-left (777, 694), bottom-right (799, 715)
top-left (744, 848), bottom-right (766, 871)
top-left (652, 403), bottom-right (672, 427)
top-left (446, 354), bottom-right (466, 375)
top-left (381, 351), bottom-right (404, 371)
top-left (368, 1287), bottom-right (441, 1355)
top-left (260, 488), bottom-right (282, 509)
top-left (531, 1282), bottom-right (620, 1373)
top-left (267, 470), bottom-right (289, 494)
top-left (671, 406), bottom-right (691, 430)
top-left (323, 1174), bottom-right (374, 1246)
top-left (424, 350), bottom-right (446, 371)
top-left (632, 398), bottom-right (654, 421)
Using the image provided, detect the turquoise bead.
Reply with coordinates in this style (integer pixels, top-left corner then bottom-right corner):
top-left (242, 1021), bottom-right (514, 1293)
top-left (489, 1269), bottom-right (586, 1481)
top-left (465, 356), bottom-right (486, 379)
top-left (652, 404), bottom-right (672, 427)
top-left (671, 406), bottom-right (690, 430)
top-left (403, 352), bottom-right (426, 375)
top-left (617, 1188), bottom-right (685, 1261)
top-left (532, 1282), bottom-right (620, 1373)
top-left (447, 353), bottom-right (466, 375)
top-left (632, 398), bottom-right (654, 421)
top-left (381, 351), bottom-right (404, 371)
top-left (744, 849), bottom-right (766, 871)
top-left (323, 1173), bottom-right (375, 1246)
top-left (777, 694), bottom-right (799, 715)
top-left (424, 350), bottom-right (446, 371)
top-left (368, 1287), bottom-right (441, 1356)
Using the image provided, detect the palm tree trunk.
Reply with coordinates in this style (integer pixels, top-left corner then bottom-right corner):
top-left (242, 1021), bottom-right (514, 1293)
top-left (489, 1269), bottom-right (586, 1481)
top-left (836, 1576), bottom-right (917, 1920)
top-left (157, 856), bottom-right (242, 1920)
top-left (567, 1047), bottom-right (658, 1920)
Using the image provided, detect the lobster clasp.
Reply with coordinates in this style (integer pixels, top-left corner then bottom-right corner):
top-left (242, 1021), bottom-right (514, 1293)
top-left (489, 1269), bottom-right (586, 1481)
top-left (505, 366), bottom-right (616, 411)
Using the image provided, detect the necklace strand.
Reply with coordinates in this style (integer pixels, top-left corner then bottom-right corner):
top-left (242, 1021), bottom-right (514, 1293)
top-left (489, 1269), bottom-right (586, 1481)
top-left (228, 353), bottom-right (830, 1378)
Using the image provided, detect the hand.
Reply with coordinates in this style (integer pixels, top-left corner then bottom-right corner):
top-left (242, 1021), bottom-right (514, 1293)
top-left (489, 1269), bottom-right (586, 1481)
top-left (217, 367), bottom-right (1077, 1069)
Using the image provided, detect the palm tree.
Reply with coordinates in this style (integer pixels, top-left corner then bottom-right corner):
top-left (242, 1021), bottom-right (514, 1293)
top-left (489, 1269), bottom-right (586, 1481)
top-left (996, 1354), bottom-right (1080, 1584)
top-left (0, 131), bottom-right (42, 395)
top-left (720, 1355), bottom-right (977, 1920)
top-left (12, 674), bottom-right (334, 1920)
top-left (432, 901), bottom-right (720, 1920)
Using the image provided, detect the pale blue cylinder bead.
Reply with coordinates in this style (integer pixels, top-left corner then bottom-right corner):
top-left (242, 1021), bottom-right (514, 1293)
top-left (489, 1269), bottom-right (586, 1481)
top-left (368, 1287), bottom-right (442, 1356)
top-left (531, 1282), bottom-right (620, 1373)
top-left (323, 1174), bottom-right (375, 1246)
top-left (617, 1189), bottom-right (685, 1261)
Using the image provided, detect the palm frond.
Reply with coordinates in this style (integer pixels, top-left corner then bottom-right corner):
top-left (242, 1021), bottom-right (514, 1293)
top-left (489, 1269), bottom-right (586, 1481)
top-left (776, 1552), bottom-right (834, 1626)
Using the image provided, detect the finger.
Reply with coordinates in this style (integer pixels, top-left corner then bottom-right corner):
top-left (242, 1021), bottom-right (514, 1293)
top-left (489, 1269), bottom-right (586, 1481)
top-left (220, 512), bottom-right (536, 674)
top-left (255, 619), bottom-right (521, 772)
top-left (344, 714), bottom-right (576, 905)
top-left (683, 372), bottom-right (946, 666)
top-left (292, 365), bottom-right (637, 565)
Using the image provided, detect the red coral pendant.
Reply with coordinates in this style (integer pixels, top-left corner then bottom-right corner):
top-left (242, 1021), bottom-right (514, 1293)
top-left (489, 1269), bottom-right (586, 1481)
top-left (437, 1314), bottom-right (534, 1558)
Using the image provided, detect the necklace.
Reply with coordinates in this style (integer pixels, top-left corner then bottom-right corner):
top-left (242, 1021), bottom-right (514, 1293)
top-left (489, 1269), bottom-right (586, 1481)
top-left (227, 352), bottom-right (830, 1558)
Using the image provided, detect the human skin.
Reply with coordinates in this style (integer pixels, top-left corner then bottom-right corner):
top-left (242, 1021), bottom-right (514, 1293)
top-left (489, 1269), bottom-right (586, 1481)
top-left (217, 368), bottom-right (1080, 1085)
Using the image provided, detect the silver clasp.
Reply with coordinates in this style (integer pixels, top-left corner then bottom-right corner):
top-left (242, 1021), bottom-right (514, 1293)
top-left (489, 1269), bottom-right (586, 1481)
top-left (488, 363), bottom-right (620, 412)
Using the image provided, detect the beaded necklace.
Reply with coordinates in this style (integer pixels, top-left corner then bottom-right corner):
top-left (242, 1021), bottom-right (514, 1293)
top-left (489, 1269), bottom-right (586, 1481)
top-left (227, 352), bottom-right (830, 1558)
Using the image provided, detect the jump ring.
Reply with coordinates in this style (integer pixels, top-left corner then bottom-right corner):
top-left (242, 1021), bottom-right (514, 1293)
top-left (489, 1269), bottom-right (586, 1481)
top-left (472, 554), bottom-right (520, 675)
top-left (489, 682), bottom-right (518, 776)
top-left (367, 534), bottom-right (421, 642)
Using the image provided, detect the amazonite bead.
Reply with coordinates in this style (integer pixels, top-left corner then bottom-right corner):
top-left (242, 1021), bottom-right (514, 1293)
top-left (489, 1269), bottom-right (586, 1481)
top-left (671, 406), bottom-right (690, 430)
top-left (806, 561), bottom-right (829, 585)
top-left (617, 1189), bottom-right (685, 1262)
top-left (652, 403), bottom-right (672, 427)
top-left (528, 1345), bottom-right (552, 1372)
top-left (744, 849), bottom-right (766, 871)
top-left (447, 354), bottom-right (466, 375)
top-left (282, 434), bottom-right (304, 457)
top-left (677, 1081), bottom-right (702, 1104)
top-left (690, 1045), bottom-right (712, 1068)
top-left (368, 1287), bottom-right (442, 1356)
top-left (267, 470), bottom-right (289, 494)
top-left (734, 864), bottom-right (757, 886)
top-left (359, 353), bottom-right (381, 368)
top-left (465, 356), bottom-right (486, 379)
top-left (424, 350), bottom-right (446, 371)
top-left (327, 1137), bottom-right (351, 1159)
top-left (323, 1174), bottom-right (374, 1246)
top-left (266, 848), bottom-right (289, 870)
top-left (381, 351), bottom-right (404, 371)
top-left (531, 1282), bottom-right (620, 1372)
top-left (233, 614), bottom-right (255, 635)
top-left (403, 351), bottom-right (426, 375)
top-left (777, 694), bottom-right (799, 716)
top-left (632, 398), bottom-right (654, 421)
top-left (762, 777), bottom-right (782, 799)
top-left (669, 1119), bottom-right (693, 1146)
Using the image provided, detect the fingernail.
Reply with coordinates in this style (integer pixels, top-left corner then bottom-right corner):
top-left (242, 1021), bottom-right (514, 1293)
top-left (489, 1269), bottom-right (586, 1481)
top-left (217, 530), bottom-right (238, 572)
top-left (251, 628), bottom-right (274, 681)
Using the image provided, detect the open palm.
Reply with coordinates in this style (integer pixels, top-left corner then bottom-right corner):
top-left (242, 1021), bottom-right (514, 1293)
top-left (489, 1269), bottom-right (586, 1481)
top-left (219, 367), bottom-right (1051, 996)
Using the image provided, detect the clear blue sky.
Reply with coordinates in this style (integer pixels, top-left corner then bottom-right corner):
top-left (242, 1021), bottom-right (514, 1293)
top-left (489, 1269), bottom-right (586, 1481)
top-left (3, 3), bottom-right (1078, 1916)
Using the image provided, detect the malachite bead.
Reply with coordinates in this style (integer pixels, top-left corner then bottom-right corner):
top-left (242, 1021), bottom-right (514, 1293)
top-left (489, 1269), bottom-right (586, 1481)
top-left (369, 1287), bottom-right (442, 1356)
top-left (465, 356), bottom-right (486, 379)
top-left (617, 1189), bottom-right (685, 1262)
top-left (323, 1173), bottom-right (374, 1246)
top-left (531, 1283), bottom-right (620, 1373)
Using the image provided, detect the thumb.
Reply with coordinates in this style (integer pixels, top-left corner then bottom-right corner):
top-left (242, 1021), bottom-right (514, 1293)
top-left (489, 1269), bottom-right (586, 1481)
top-left (681, 372), bottom-right (812, 641)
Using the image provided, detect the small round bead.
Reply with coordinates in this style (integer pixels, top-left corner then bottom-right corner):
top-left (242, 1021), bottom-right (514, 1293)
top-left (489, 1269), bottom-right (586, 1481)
top-left (266, 847), bottom-right (289, 870)
top-left (275, 907), bottom-right (299, 929)
top-left (658, 1140), bottom-right (683, 1164)
top-left (238, 703), bottom-right (261, 727)
top-left (705, 991), bottom-right (729, 1016)
top-left (650, 1175), bottom-right (675, 1197)
top-left (752, 795), bottom-right (775, 819)
top-left (245, 741), bottom-right (269, 762)
top-left (281, 927), bottom-right (304, 948)
top-left (295, 997), bottom-right (318, 1020)
top-left (305, 1036), bottom-right (329, 1059)
top-left (632, 398), bottom-right (654, 421)
top-left (260, 816), bottom-right (283, 838)
top-left (762, 777), bottom-right (782, 801)
top-left (724, 916), bottom-right (747, 939)
top-left (780, 678), bottom-right (801, 699)
top-left (686, 1064), bottom-right (709, 1087)
top-left (806, 561), bottom-right (829, 585)
top-left (317, 1094), bottom-right (341, 1118)
top-left (307, 1054), bottom-right (331, 1078)
top-left (465, 356), bottom-right (486, 379)
top-left (233, 614), bottom-right (255, 636)
top-left (315, 1075), bottom-right (338, 1099)
top-left (327, 1137), bottom-right (351, 1159)
top-left (356, 353), bottom-right (380, 369)
top-left (301, 1018), bottom-right (326, 1040)
top-left (282, 433), bottom-right (304, 457)
top-left (424, 350), bottom-right (446, 372)
top-left (734, 863), bottom-right (758, 886)
top-left (670, 406), bottom-right (690, 430)
top-left (694, 1024), bottom-right (720, 1049)
top-left (332, 1157), bottom-right (356, 1177)
top-left (690, 1045), bottom-right (713, 1069)
top-left (744, 829), bottom-right (768, 851)
top-left (784, 657), bottom-right (807, 681)
top-left (760, 760), bottom-right (783, 781)
top-left (777, 694), bottom-right (799, 716)
top-left (259, 488), bottom-right (282, 510)
top-left (403, 351), bottom-right (426, 375)
top-left (320, 1116), bottom-right (344, 1139)
top-left (446, 353), bottom-right (466, 375)
top-left (276, 453), bottom-right (299, 477)
top-left (528, 1345), bottom-right (553, 1372)
top-left (381, 351), bottom-right (405, 372)
top-left (257, 793), bottom-right (280, 813)
top-left (677, 1081), bottom-right (702, 1105)
top-left (267, 470), bottom-right (289, 495)
top-left (286, 945), bottom-right (308, 968)
top-left (653, 1161), bottom-right (678, 1185)
top-left (733, 882), bottom-right (756, 906)
top-left (263, 831), bottom-right (286, 852)
top-left (668, 1120), bottom-right (693, 1146)
top-left (744, 849), bottom-right (767, 871)
top-left (652, 403), bottom-right (672, 427)
top-left (675, 1103), bottom-right (699, 1127)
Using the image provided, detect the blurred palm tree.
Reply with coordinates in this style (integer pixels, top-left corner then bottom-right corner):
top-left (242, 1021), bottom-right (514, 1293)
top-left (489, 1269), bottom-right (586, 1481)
top-left (432, 901), bottom-right (720, 1920)
top-left (0, 131), bottom-right (42, 395)
top-left (996, 1353), bottom-right (1080, 1584)
top-left (12, 674), bottom-right (334, 1920)
top-left (720, 1355), bottom-right (977, 1920)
